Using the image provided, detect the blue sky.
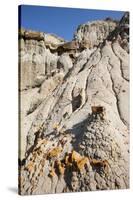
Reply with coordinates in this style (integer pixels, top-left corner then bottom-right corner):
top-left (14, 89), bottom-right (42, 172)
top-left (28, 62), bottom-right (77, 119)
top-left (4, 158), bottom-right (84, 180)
top-left (19, 5), bottom-right (124, 41)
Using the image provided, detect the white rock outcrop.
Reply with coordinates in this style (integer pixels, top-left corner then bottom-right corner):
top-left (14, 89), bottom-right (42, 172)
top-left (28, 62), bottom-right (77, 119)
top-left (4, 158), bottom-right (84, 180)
top-left (19, 12), bottom-right (129, 195)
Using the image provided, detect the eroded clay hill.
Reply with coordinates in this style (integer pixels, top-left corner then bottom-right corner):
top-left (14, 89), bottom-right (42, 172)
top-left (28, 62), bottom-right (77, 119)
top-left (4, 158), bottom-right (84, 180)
top-left (19, 12), bottom-right (129, 195)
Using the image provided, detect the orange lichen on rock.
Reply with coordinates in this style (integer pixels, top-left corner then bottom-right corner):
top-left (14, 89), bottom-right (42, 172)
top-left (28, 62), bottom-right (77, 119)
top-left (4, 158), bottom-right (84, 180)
top-left (25, 161), bottom-right (34, 172)
top-left (71, 151), bottom-right (89, 171)
top-left (49, 168), bottom-right (56, 177)
top-left (64, 151), bottom-right (90, 172)
top-left (76, 157), bottom-right (89, 171)
top-left (25, 143), bottom-right (110, 183)
top-left (48, 147), bottom-right (62, 158)
top-left (71, 150), bottom-right (82, 162)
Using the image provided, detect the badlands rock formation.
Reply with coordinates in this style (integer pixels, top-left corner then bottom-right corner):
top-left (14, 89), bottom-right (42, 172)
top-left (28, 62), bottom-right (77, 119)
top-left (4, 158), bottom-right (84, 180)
top-left (19, 12), bottom-right (129, 195)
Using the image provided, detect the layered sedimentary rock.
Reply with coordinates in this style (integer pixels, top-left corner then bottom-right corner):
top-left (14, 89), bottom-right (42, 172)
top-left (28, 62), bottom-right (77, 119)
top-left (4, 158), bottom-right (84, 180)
top-left (74, 19), bottom-right (117, 48)
top-left (19, 12), bottom-right (129, 195)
